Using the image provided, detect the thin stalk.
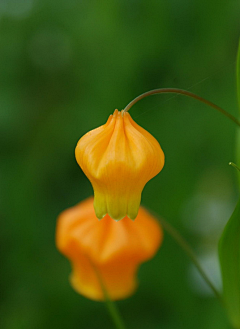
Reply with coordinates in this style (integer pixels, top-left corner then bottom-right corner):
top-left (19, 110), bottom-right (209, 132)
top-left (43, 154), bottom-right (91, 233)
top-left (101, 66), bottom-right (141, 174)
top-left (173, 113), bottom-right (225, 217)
top-left (229, 162), bottom-right (240, 172)
top-left (123, 88), bottom-right (240, 128)
top-left (156, 215), bottom-right (223, 305)
top-left (90, 261), bottom-right (127, 329)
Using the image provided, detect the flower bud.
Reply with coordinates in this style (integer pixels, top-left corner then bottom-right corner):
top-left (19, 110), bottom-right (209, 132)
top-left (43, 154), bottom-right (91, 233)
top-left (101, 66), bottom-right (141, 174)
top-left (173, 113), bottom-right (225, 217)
top-left (75, 110), bottom-right (164, 221)
top-left (56, 197), bottom-right (163, 301)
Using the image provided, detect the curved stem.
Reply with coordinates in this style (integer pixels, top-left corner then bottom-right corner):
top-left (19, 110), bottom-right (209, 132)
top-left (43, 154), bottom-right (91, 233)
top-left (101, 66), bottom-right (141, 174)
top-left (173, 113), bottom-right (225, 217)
top-left (155, 215), bottom-right (224, 305)
top-left (90, 261), bottom-right (127, 329)
top-left (229, 162), bottom-right (240, 172)
top-left (123, 88), bottom-right (240, 127)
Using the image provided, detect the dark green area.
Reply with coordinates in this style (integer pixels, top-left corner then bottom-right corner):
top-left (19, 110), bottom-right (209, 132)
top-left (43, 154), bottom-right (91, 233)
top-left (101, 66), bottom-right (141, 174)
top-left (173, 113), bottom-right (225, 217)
top-left (1, 1), bottom-right (240, 328)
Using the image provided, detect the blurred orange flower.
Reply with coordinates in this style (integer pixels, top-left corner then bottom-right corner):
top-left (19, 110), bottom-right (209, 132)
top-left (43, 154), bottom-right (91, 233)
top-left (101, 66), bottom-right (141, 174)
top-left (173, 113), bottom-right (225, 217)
top-left (56, 197), bottom-right (163, 301)
top-left (75, 109), bottom-right (164, 221)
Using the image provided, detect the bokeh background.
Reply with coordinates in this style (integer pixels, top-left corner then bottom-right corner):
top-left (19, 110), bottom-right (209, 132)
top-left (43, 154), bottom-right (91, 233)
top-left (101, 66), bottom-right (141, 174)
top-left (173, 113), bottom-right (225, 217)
top-left (1, 1), bottom-right (240, 328)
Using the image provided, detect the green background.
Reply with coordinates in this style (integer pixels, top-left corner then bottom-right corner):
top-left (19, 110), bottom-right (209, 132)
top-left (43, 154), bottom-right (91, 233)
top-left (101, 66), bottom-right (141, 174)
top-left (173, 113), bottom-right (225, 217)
top-left (1, 1), bottom-right (240, 328)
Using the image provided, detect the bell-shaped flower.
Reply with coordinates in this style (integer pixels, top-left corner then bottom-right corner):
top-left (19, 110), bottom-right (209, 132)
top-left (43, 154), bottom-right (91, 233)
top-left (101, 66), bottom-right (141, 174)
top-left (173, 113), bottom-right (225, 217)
top-left (75, 109), bottom-right (165, 221)
top-left (56, 197), bottom-right (163, 301)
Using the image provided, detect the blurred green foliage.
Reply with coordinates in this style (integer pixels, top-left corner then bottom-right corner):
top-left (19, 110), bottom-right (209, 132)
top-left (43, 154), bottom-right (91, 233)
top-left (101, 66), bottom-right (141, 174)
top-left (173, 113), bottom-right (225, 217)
top-left (219, 198), bottom-right (240, 329)
top-left (1, 1), bottom-right (240, 328)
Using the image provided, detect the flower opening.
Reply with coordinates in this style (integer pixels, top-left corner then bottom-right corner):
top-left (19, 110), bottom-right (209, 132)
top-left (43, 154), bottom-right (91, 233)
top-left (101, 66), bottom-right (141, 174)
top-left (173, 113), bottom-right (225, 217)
top-left (56, 197), bottom-right (163, 301)
top-left (75, 109), bottom-right (165, 221)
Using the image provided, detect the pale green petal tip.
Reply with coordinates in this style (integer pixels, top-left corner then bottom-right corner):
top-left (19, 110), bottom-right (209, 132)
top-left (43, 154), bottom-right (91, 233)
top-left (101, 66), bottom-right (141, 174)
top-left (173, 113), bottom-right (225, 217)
top-left (127, 195), bottom-right (141, 221)
top-left (126, 209), bottom-right (138, 221)
top-left (93, 192), bottom-right (140, 221)
top-left (107, 196), bottom-right (141, 221)
top-left (107, 204), bottom-right (129, 221)
top-left (94, 207), bottom-right (106, 220)
top-left (93, 193), bottom-right (107, 220)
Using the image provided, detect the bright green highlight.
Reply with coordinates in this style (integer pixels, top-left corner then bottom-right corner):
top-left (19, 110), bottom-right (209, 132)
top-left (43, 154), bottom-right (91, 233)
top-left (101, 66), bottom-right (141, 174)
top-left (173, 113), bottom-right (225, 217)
top-left (219, 198), bottom-right (240, 329)
top-left (236, 41), bottom-right (240, 188)
top-left (237, 40), bottom-right (240, 111)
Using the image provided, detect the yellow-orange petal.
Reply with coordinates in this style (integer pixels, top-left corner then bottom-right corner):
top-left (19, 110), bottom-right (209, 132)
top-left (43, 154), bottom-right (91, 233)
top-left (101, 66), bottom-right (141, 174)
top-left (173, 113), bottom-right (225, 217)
top-left (75, 110), bottom-right (165, 220)
top-left (56, 197), bottom-right (163, 301)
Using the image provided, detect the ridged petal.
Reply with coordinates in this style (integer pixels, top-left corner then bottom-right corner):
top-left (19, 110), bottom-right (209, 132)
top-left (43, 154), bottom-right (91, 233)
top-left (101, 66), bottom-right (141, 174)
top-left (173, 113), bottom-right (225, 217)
top-left (75, 110), bottom-right (165, 220)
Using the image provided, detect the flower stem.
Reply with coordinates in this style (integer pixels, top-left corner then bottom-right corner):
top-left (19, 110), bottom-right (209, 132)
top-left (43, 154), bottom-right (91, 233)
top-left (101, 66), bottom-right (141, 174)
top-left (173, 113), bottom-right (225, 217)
top-left (103, 296), bottom-right (126, 329)
top-left (91, 262), bottom-right (127, 329)
top-left (123, 88), bottom-right (240, 127)
top-left (156, 215), bottom-right (223, 305)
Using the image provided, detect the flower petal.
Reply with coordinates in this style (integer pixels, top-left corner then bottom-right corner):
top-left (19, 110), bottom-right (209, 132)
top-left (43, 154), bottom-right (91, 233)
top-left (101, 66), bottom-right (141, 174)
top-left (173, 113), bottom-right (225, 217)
top-left (75, 110), bottom-right (165, 220)
top-left (56, 197), bottom-right (163, 300)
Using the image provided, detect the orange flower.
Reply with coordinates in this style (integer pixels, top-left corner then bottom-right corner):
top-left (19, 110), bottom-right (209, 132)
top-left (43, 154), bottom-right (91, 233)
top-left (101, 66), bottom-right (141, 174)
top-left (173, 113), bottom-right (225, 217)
top-left (56, 197), bottom-right (163, 301)
top-left (75, 109), bottom-right (165, 221)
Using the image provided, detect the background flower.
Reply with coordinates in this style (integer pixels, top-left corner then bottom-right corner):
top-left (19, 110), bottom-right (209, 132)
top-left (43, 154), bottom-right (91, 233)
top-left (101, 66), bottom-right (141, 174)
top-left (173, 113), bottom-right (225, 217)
top-left (56, 197), bottom-right (163, 301)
